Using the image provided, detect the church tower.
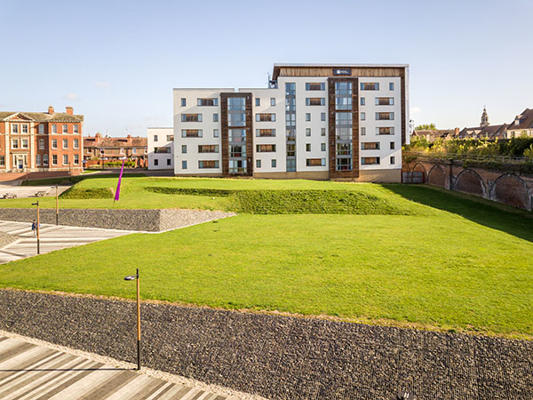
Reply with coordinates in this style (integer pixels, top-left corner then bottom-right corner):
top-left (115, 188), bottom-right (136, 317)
top-left (480, 106), bottom-right (489, 128)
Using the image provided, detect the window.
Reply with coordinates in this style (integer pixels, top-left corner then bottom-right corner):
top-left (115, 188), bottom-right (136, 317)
top-left (154, 159), bottom-right (159, 166)
top-left (360, 82), bottom-right (379, 90)
top-left (256, 113), bottom-right (276, 122)
top-left (22, 139), bottom-right (28, 149)
top-left (73, 139), bottom-right (79, 149)
top-left (361, 127), bottom-right (366, 136)
top-left (63, 124), bottom-right (68, 133)
top-left (361, 142), bottom-right (380, 150)
top-left (52, 154), bottom-right (58, 165)
top-left (377, 127), bottom-right (395, 135)
top-left (0, 156), bottom-right (5, 166)
top-left (52, 124), bottom-right (57, 134)
top-left (306, 143), bottom-right (311, 152)
top-left (361, 157), bottom-right (380, 165)
top-left (132, 148), bottom-right (136, 154)
top-left (181, 98), bottom-right (186, 106)
top-left (255, 98), bottom-right (260, 106)
top-left (198, 160), bottom-right (219, 169)
top-left (376, 112), bottom-right (394, 120)
top-left (305, 97), bottom-right (325, 106)
top-left (305, 82), bottom-right (325, 91)
top-left (228, 112), bottom-right (246, 126)
top-left (38, 124), bottom-right (45, 134)
top-left (182, 145), bottom-right (187, 154)
top-left (335, 113), bottom-right (352, 140)
top-left (256, 129), bottom-right (275, 137)
top-left (181, 113), bottom-right (202, 122)
top-left (306, 158), bottom-right (325, 167)
top-left (305, 113), bottom-right (311, 121)
top-left (321, 128), bottom-right (326, 136)
top-left (182, 160), bottom-right (187, 169)
top-left (375, 97), bottom-right (394, 105)
top-left (360, 97), bottom-right (365, 106)
top-left (213, 129), bottom-right (219, 138)
top-left (43, 154), bottom-right (48, 165)
top-left (11, 139), bottom-right (19, 149)
top-left (321, 112), bottom-right (326, 122)
top-left (389, 82), bottom-right (394, 91)
top-left (256, 144), bottom-right (276, 152)
top-left (181, 129), bottom-right (203, 138)
top-left (256, 159), bottom-right (261, 168)
top-left (166, 158), bottom-right (170, 166)
top-left (336, 158), bottom-right (352, 171)
top-left (63, 154), bottom-right (69, 165)
top-left (154, 147), bottom-right (171, 154)
top-left (198, 145), bottom-right (219, 153)
top-left (73, 124), bottom-right (79, 134)
top-left (62, 139), bottom-right (68, 149)
top-left (335, 81), bottom-right (352, 110)
top-left (167, 135), bottom-right (174, 141)
top-left (197, 98), bottom-right (218, 106)
top-left (336, 143), bottom-right (352, 156)
top-left (39, 139), bottom-right (45, 150)
top-left (306, 128), bottom-right (311, 137)
top-left (213, 113), bottom-right (219, 122)
top-left (271, 159), bottom-right (276, 168)
top-left (74, 154), bottom-right (79, 165)
top-left (321, 143), bottom-right (326, 151)
top-left (360, 112), bottom-right (366, 121)
top-left (270, 98), bottom-right (276, 106)
top-left (11, 124), bottom-right (18, 134)
top-left (36, 154), bottom-right (41, 165)
top-left (390, 141), bottom-right (395, 150)
top-left (154, 135), bottom-right (158, 142)
top-left (286, 143), bottom-right (296, 157)
top-left (22, 124), bottom-right (28, 133)
top-left (52, 139), bottom-right (57, 149)
top-left (390, 156), bottom-right (395, 164)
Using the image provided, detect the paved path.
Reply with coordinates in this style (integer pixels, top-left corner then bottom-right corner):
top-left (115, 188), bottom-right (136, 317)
top-left (0, 220), bottom-right (133, 263)
top-left (0, 334), bottom-right (229, 400)
top-left (0, 185), bottom-right (70, 198)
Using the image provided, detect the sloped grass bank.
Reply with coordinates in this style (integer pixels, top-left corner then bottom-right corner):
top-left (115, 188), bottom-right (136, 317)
top-left (60, 187), bottom-right (114, 199)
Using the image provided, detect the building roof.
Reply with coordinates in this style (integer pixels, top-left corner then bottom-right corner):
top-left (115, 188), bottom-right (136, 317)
top-left (0, 110), bottom-right (83, 123)
top-left (508, 108), bottom-right (533, 130)
top-left (459, 123), bottom-right (507, 139)
top-left (412, 129), bottom-right (458, 140)
top-left (272, 63), bottom-right (409, 81)
top-left (84, 134), bottom-right (147, 148)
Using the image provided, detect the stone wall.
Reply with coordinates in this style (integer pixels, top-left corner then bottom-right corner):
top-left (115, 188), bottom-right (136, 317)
top-left (0, 290), bottom-right (530, 400)
top-left (404, 159), bottom-right (533, 211)
top-left (0, 208), bottom-right (234, 232)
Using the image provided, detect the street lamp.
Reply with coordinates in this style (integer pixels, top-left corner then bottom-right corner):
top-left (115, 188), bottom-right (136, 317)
top-left (31, 201), bottom-right (40, 254)
top-left (124, 268), bottom-right (141, 370)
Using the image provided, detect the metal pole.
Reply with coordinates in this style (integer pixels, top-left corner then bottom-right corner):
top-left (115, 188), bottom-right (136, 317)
top-left (55, 185), bottom-right (59, 225)
top-left (36, 201), bottom-right (40, 255)
top-left (136, 268), bottom-right (141, 371)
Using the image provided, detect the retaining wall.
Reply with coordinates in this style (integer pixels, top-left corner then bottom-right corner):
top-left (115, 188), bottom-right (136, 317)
top-left (0, 290), bottom-right (530, 400)
top-left (0, 208), bottom-right (234, 232)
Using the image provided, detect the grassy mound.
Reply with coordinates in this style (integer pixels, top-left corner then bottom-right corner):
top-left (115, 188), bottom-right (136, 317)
top-left (60, 187), bottom-right (114, 199)
top-left (145, 186), bottom-right (234, 197)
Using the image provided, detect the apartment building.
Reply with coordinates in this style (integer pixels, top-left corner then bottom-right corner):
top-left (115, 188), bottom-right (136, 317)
top-left (0, 106), bottom-right (83, 172)
top-left (147, 128), bottom-right (174, 169)
top-left (173, 64), bottom-right (409, 181)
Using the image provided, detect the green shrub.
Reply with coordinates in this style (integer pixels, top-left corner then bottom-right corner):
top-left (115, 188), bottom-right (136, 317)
top-left (60, 187), bottom-right (114, 199)
top-left (144, 186), bottom-right (234, 197)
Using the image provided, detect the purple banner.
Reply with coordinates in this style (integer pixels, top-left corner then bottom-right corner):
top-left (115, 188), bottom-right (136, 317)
top-left (114, 159), bottom-right (125, 201)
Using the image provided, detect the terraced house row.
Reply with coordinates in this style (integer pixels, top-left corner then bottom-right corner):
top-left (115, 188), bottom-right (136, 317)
top-left (167, 63), bottom-right (410, 181)
top-left (0, 106), bottom-right (83, 172)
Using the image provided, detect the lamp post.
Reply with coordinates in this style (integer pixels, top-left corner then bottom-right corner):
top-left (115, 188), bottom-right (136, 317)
top-left (31, 200), bottom-right (40, 254)
top-left (124, 269), bottom-right (141, 370)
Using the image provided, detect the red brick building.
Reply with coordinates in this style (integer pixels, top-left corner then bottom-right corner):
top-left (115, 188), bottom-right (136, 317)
top-left (83, 133), bottom-right (147, 168)
top-left (0, 106), bottom-right (83, 173)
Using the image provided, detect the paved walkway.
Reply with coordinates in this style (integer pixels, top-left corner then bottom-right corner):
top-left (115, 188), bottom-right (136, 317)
top-left (0, 220), bottom-right (133, 263)
top-left (0, 334), bottom-right (230, 400)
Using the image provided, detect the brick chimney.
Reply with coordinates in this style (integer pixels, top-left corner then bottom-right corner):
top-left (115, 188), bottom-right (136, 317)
top-left (65, 106), bottom-right (73, 115)
top-left (48, 105), bottom-right (54, 114)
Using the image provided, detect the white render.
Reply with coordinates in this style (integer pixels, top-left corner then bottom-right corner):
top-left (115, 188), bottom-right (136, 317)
top-left (147, 127), bottom-right (174, 170)
top-left (172, 65), bottom-right (408, 181)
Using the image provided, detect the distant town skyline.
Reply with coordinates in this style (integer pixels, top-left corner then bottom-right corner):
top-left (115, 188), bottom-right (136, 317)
top-left (1, 0), bottom-right (531, 137)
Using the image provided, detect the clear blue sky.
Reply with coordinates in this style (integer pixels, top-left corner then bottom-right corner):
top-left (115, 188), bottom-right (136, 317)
top-left (1, 0), bottom-right (531, 136)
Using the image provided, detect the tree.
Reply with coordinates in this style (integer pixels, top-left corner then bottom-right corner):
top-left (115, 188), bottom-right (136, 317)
top-left (415, 123), bottom-right (437, 130)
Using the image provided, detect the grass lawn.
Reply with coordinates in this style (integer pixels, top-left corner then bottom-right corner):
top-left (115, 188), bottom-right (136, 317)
top-left (0, 177), bottom-right (531, 338)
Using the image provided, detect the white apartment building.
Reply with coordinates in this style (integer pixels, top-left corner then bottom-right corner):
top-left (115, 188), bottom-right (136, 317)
top-left (147, 127), bottom-right (174, 169)
top-left (172, 64), bottom-right (409, 181)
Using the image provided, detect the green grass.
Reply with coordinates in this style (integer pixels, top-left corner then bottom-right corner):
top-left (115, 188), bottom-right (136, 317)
top-left (0, 178), bottom-right (531, 337)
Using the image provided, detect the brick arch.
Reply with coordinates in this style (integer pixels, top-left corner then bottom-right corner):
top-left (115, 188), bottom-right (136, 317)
top-left (410, 162), bottom-right (427, 183)
top-left (454, 168), bottom-right (486, 196)
top-left (427, 164), bottom-right (446, 187)
top-left (490, 174), bottom-right (530, 210)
